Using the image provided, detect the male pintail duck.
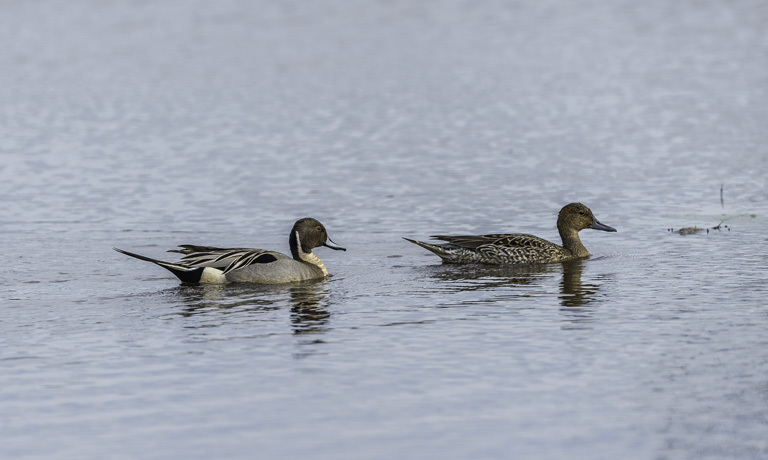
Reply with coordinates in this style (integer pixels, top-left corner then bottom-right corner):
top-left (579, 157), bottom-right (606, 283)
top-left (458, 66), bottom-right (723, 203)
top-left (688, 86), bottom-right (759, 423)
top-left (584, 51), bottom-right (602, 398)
top-left (404, 203), bottom-right (616, 264)
top-left (114, 218), bottom-right (346, 284)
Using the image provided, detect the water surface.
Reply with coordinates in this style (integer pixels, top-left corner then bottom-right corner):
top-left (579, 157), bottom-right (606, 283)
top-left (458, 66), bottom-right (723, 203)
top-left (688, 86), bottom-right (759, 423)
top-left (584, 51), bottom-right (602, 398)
top-left (2, 1), bottom-right (767, 459)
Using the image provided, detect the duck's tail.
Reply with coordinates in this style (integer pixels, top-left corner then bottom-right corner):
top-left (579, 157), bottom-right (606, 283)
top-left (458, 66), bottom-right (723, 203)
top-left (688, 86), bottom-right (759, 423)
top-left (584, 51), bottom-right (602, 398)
top-left (403, 237), bottom-right (457, 262)
top-left (114, 247), bottom-right (208, 284)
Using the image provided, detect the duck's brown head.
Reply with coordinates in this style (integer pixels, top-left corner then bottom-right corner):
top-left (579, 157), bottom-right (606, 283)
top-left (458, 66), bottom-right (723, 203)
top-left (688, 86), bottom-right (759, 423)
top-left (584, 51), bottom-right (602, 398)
top-left (558, 203), bottom-right (616, 233)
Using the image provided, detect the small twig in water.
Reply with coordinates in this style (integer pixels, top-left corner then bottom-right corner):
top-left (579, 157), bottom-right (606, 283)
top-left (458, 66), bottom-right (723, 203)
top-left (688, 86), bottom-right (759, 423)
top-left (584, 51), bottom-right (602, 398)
top-left (720, 184), bottom-right (724, 210)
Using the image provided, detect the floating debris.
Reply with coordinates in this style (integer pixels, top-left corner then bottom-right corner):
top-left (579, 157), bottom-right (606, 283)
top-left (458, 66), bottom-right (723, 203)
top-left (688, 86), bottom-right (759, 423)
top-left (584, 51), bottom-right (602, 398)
top-left (668, 223), bottom-right (731, 235)
top-left (670, 227), bottom-right (705, 235)
top-left (666, 185), bottom-right (754, 235)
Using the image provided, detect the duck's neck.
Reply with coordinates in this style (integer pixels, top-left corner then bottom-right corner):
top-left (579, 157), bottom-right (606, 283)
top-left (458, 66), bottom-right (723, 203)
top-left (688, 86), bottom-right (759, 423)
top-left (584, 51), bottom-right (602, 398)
top-left (290, 231), bottom-right (328, 275)
top-left (559, 228), bottom-right (590, 258)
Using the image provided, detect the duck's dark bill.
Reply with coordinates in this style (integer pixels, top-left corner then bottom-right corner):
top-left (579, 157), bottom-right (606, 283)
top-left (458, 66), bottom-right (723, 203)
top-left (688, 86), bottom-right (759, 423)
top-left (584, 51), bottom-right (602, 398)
top-left (324, 238), bottom-right (347, 251)
top-left (590, 220), bottom-right (617, 232)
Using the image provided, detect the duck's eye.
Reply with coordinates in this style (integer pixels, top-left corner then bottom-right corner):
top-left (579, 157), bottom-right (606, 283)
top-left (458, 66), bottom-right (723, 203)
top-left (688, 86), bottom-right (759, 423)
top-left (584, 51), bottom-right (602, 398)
top-left (578, 211), bottom-right (586, 215)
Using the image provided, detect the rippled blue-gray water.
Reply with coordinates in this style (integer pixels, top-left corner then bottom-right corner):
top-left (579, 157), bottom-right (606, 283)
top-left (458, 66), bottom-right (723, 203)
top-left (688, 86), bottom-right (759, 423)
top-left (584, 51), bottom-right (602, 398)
top-left (2, 1), bottom-right (767, 459)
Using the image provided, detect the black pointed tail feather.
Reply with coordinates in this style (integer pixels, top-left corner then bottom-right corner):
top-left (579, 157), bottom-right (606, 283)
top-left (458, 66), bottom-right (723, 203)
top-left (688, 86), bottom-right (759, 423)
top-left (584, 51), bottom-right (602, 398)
top-left (113, 247), bottom-right (205, 284)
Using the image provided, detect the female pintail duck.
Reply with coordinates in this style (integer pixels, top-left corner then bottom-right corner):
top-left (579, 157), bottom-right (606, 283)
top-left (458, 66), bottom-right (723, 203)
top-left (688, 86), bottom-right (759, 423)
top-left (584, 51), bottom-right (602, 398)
top-left (114, 218), bottom-right (346, 284)
top-left (404, 203), bottom-right (616, 265)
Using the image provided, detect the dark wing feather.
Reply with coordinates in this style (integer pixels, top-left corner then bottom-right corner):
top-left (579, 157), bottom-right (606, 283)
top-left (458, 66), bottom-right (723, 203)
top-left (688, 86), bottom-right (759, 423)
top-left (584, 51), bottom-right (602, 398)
top-left (430, 235), bottom-right (497, 249)
top-left (168, 245), bottom-right (233, 254)
top-left (170, 246), bottom-right (281, 272)
top-left (220, 252), bottom-right (278, 274)
top-left (431, 233), bottom-right (553, 250)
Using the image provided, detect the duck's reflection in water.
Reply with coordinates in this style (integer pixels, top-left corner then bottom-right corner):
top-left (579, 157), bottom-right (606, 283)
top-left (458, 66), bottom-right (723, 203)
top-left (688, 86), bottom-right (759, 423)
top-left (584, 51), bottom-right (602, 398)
top-left (288, 281), bottom-right (331, 335)
top-left (424, 263), bottom-right (560, 291)
top-left (559, 260), bottom-right (599, 307)
top-left (418, 259), bottom-right (603, 326)
top-left (288, 281), bottom-right (333, 360)
top-left (164, 279), bottom-right (334, 357)
top-left (170, 283), bottom-right (285, 318)
top-left (558, 259), bottom-right (602, 329)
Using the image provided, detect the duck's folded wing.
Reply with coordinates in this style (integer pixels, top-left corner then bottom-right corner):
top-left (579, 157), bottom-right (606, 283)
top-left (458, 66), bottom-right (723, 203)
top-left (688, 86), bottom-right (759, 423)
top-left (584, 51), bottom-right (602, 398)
top-left (431, 233), bottom-right (551, 250)
top-left (219, 250), bottom-right (283, 274)
top-left (430, 234), bottom-right (498, 249)
top-left (170, 246), bottom-right (283, 273)
top-left (431, 233), bottom-right (556, 263)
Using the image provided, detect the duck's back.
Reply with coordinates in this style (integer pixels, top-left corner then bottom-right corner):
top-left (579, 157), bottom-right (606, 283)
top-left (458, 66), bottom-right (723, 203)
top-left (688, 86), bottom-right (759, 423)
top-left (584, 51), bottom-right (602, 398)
top-left (422, 233), bottom-right (571, 264)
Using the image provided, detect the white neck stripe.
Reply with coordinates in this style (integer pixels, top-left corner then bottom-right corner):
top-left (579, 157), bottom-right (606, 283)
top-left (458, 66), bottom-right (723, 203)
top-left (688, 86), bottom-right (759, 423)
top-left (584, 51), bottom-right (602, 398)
top-left (295, 230), bottom-right (327, 275)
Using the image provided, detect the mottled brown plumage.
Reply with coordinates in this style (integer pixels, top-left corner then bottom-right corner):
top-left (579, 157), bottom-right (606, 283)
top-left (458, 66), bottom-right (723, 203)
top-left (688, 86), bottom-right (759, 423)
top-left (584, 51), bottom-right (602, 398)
top-left (404, 203), bottom-right (616, 264)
